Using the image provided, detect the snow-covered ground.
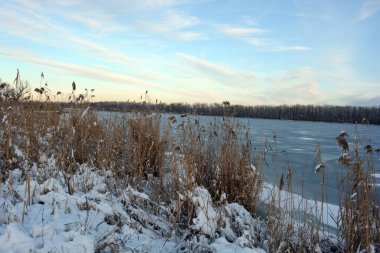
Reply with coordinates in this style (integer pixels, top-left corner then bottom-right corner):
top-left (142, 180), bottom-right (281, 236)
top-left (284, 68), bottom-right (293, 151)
top-left (0, 165), bottom-right (268, 253)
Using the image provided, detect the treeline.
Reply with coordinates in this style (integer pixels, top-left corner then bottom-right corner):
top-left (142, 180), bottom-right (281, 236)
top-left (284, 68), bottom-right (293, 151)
top-left (88, 101), bottom-right (380, 125)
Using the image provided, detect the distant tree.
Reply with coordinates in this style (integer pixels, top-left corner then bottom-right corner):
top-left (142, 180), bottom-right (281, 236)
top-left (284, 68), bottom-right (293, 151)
top-left (79, 100), bottom-right (380, 125)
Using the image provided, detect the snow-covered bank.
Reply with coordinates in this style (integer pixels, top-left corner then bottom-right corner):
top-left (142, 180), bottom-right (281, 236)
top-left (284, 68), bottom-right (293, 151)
top-left (0, 166), bottom-right (267, 253)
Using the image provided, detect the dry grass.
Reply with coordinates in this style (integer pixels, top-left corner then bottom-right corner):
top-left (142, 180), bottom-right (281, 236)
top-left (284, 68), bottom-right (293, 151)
top-left (265, 168), bottom-right (320, 253)
top-left (336, 129), bottom-right (380, 252)
top-left (218, 123), bottom-right (262, 213)
top-left (176, 118), bottom-right (262, 213)
top-left (1, 99), bottom-right (379, 252)
top-left (126, 114), bottom-right (166, 189)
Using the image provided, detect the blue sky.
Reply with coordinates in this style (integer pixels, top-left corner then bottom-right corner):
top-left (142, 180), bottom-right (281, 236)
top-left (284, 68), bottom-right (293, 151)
top-left (0, 0), bottom-right (379, 105)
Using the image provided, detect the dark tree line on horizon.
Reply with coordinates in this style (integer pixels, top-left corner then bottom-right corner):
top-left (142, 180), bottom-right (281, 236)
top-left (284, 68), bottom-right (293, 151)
top-left (88, 101), bottom-right (380, 125)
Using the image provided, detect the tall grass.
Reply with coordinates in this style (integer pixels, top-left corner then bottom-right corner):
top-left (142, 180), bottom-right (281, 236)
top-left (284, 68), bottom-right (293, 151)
top-left (127, 114), bottom-right (166, 188)
top-left (0, 98), bottom-right (379, 252)
top-left (336, 128), bottom-right (380, 252)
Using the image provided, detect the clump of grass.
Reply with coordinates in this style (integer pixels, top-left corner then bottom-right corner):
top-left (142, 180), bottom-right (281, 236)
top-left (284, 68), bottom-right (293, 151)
top-left (177, 118), bottom-right (262, 213)
top-left (126, 114), bottom-right (166, 188)
top-left (336, 128), bottom-right (380, 252)
top-left (218, 122), bottom-right (262, 213)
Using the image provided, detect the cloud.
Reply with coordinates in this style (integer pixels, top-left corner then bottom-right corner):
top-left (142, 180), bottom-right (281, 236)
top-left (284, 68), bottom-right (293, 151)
top-left (269, 82), bottom-right (324, 105)
top-left (176, 52), bottom-right (257, 88)
top-left (247, 37), bottom-right (312, 52)
top-left (67, 37), bottom-right (137, 65)
top-left (0, 5), bottom-right (137, 67)
top-left (126, 0), bottom-right (189, 10)
top-left (295, 82), bottom-right (324, 99)
top-left (0, 49), bottom-right (158, 88)
top-left (219, 23), bottom-right (311, 52)
top-left (270, 45), bottom-right (312, 52)
top-left (177, 53), bottom-right (234, 76)
top-left (0, 8), bottom-right (49, 36)
top-left (240, 16), bottom-right (258, 26)
top-left (13, 0), bottom-right (189, 13)
top-left (230, 92), bottom-right (271, 105)
top-left (174, 32), bottom-right (205, 41)
top-left (263, 67), bottom-right (326, 104)
top-left (145, 11), bottom-right (200, 32)
top-left (11, 0), bottom-right (123, 34)
top-left (221, 26), bottom-right (266, 37)
top-left (282, 67), bottom-right (315, 80)
top-left (141, 10), bottom-right (204, 41)
top-left (62, 12), bottom-right (128, 34)
top-left (246, 38), bottom-right (271, 46)
top-left (357, 0), bottom-right (380, 21)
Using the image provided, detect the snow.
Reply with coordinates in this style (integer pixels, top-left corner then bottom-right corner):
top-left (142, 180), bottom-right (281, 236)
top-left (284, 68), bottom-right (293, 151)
top-left (212, 237), bottom-right (266, 253)
top-left (191, 187), bottom-right (218, 237)
top-left (2, 114), bottom-right (7, 124)
top-left (80, 106), bottom-right (90, 120)
top-left (260, 182), bottom-right (340, 229)
top-left (14, 146), bottom-right (24, 158)
top-left (0, 166), bottom-right (266, 253)
top-left (314, 163), bottom-right (325, 174)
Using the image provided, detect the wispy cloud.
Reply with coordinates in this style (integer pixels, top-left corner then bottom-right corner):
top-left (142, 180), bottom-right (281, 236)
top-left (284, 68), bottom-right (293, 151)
top-left (281, 67), bottom-right (315, 80)
top-left (0, 50), bottom-right (148, 86)
top-left (67, 37), bottom-right (137, 65)
top-left (127, 0), bottom-right (189, 10)
top-left (270, 45), bottom-right (312, 52)
top-left (145, 11), bottom-right (200, 32)
top-left (62, 12), bottom-right (128, 34)
top-left (176, 52), bottom-right (257, 88)
top-left (174, 32), bottom-right (205, 41)
top-left (0, 8), bottom-right (49, 36)
top-left (221, 26), bottom-right (266, 37)
top-left (219, 23), bottom-right (310, 52)
top-left (240, 16), bottom-right (258, 26)
top-left (247, 37), bottom-right (312, 52)
top-left (246, 37), bottom-right (271, 46)
top-left (357, 0), bottom-right (380, 21)
top-left (230, 92), bottom-right (271, 105)
top-left (263, 67), bottom-right (326, 104)
top-left (269, 81), bottom-right (324, 105)
top-left (141, 10), bottom-right (204, 41)
top-left (177, 53), bottom-right (234, 76)
top-left (0, 5), bottom-right (137, 67)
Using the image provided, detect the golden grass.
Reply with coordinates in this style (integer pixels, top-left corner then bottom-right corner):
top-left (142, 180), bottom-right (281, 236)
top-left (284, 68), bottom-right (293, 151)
top-left (1, 99), bottom-right (379, 252)
top-left (336, 129), bottom-right (380, 252)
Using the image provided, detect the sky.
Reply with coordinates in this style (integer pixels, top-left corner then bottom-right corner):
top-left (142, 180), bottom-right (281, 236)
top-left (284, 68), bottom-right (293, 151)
top-left (0, 0), bottom-right (379, 106)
